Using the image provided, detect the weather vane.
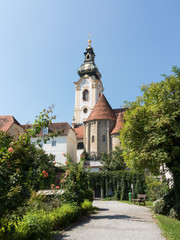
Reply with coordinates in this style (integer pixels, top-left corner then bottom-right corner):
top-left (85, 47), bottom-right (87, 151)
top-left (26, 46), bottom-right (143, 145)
top-left (88, 33), bottom-right (92, 46)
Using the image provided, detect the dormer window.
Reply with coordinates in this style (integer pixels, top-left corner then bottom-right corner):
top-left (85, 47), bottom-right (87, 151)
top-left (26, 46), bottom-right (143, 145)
top-left (83, 89), bottom-right (89, 101)
top-left (42, 127), bottom-right (48, 135)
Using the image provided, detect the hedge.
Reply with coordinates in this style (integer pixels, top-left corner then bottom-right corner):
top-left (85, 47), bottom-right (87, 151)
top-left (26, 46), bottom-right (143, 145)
top-left (89, 170), bottom-right (147, 200)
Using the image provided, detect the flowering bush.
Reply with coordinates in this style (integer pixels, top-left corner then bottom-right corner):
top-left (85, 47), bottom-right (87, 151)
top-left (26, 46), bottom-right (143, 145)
top-left (0, 106), bottom-right (56, 232)
top-left (60, 154), bottom-right (93, 205)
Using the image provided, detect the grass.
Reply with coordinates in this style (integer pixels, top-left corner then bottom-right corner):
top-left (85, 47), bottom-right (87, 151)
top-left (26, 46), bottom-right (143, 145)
top-left (102, 197), bottom-right (153, 207)
top-left (156, 214), bottom-right (180, 240)
top-left (119, 200), bottom-right (153, 207)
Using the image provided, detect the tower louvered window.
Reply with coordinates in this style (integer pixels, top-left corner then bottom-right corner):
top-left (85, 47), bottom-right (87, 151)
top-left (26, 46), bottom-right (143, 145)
top-left (83, 89), bottom-right (89, 101)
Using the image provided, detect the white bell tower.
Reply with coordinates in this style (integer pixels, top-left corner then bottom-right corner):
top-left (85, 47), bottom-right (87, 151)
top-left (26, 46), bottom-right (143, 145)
top-left (73, 35), bottom-right (104, 125)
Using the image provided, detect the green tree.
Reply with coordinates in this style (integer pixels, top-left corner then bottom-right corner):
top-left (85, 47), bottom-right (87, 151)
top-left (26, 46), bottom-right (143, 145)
top-left (120, 66), bottom-right (180, 218)
top-left (100, 146), bottom-right (126, 171)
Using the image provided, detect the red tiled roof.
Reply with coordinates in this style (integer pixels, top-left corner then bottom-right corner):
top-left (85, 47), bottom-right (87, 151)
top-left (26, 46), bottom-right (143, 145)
top-left (85, 94), bottom-right (116, 122)
top-left (74, 125), bottom-right (84, 139)
top-left (0, 115), bottom-right (21, 132)
top-left (111, 111), bottom-right (125, 135)
top-left (22, 122), bottom-right (73, 136)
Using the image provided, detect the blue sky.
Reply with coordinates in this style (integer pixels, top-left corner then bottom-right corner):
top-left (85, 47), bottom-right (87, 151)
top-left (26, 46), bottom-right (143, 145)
top-left (0, 0), bottom-right (180, 124)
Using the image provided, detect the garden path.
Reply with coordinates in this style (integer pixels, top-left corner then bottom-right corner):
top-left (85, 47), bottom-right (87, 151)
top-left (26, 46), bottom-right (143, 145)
top-left (54, 200), bottom-right (165, 240)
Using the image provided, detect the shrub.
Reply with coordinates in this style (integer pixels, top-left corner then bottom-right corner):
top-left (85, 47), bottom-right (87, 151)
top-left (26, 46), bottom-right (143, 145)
top-left (27, 191), bottom-right (61, 213)
top-left (145, 176), bottom-right (169, 201)
top-left (51, 203), bottom-right (79, 230)
top-left (82, 188), bottom-right (93, 202)
top-left (1, 200), bottom-right (94, 240)
top-left (152, 190), bottom-right (175, 216)
top-left (152, 199), bottom-right (166, 214)
top-left (60, 154), bottom-right (92, 205)
top-left (80, 199), bottom-right (92, 216)
top-left (14, 210), bottom-right (53, 240)
top-left (0, 106), bottom-right (56, 231)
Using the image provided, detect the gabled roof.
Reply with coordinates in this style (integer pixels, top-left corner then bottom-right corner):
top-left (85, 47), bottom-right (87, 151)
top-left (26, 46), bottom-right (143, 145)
top-left (85, 94), bottom-right (116, 122)
top-left (22, 122), bottom-right (74, 137)
top-left (0, 115), bottom-right (21, 132)
top-left (74, 125), bottom-right (84, 139)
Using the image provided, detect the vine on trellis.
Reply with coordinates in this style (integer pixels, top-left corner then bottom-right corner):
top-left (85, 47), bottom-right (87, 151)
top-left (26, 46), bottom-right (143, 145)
top-left (89, 170), bottom-right (147, 200)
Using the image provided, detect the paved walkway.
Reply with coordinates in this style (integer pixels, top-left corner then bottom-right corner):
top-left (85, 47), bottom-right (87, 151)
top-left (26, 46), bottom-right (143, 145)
top-left (55, 201), bottom-right (165, 240)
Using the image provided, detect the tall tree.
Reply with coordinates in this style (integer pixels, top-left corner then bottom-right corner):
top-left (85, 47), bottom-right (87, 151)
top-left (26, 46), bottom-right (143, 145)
top-left (120, 66), bottom-right (180, 218)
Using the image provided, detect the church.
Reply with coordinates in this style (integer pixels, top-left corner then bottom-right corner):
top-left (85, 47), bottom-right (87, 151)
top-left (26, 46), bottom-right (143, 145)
top-left (26, 37), bottom-right (125, 172)
top-left (1, 38), bottom-right (126, 172)
top-left (72, 37), bottom-right (126, 171)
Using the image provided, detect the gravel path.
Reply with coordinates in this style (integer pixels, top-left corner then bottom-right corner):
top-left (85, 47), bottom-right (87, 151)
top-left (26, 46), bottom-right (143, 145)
top-left (54, 200), bottom-right (165, 240)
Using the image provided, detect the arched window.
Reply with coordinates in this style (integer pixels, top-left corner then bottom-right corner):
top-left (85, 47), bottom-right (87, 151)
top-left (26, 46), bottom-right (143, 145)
top-left (83, 89), bottom-right (89, 101)
top-left (92, 135), bottom-right (95, 142)
top-left (86, 54), bottom-right (90, 60)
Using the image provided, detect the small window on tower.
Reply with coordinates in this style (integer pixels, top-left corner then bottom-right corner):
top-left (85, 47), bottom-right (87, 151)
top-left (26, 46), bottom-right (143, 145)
top-left (83, 89), bottom-right (89, 101)
top-left (86, 54), bottom-right (90, 60)
top-left (92, 135), bottom-right (95, 142)
top-left (103, 135), bottom-right (106, 142)
top-left (83, 108), bottom-right (88, 113)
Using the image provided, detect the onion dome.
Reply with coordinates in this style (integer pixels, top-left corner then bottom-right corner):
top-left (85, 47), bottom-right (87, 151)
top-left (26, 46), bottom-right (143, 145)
top-left (77, 35), bottom-right (101, 80)
top-left (85, 94), bottom-right (116, 122)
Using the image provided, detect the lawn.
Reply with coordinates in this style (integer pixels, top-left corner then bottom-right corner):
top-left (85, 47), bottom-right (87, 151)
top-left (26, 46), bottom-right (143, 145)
top-left (118, 200), bottom-right (153, 207)
top-left (156, 214), bottom-right (180, 240)
top-left (102, 197), bottom-right (153, 207)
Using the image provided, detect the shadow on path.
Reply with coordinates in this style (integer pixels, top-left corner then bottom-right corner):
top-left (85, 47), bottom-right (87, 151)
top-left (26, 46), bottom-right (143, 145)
top-left (53, 204), bottom-right (152, 240)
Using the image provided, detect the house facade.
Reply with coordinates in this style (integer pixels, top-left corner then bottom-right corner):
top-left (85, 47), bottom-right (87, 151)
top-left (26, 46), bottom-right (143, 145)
top-left (24, 122), bottom-right (77, 166)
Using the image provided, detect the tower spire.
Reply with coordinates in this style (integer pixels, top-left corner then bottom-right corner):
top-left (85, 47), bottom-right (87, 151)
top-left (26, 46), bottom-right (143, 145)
top-left (88, 33), bottom-right (92, 46)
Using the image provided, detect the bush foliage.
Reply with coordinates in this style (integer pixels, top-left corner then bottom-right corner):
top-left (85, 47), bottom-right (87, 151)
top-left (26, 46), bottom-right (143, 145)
top-left (60, 154), bottom-right (93, 205)
top-left (0, 200), bottom-right (93, 240)
top-left (0, 106), bottom-right (57, 231)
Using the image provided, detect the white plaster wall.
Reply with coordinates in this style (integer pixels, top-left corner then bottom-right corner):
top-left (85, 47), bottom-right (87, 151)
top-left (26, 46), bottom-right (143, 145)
top-left (77, 149), bottom-right (84, 163)
top-left (67, 129), bottom-right (77, 163)
top-left (31, 136), bottom-right (68, 166)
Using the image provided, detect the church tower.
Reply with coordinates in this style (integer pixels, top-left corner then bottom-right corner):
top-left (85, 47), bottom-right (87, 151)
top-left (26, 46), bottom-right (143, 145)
top-left (73, 36), bottom-right (104, 125)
